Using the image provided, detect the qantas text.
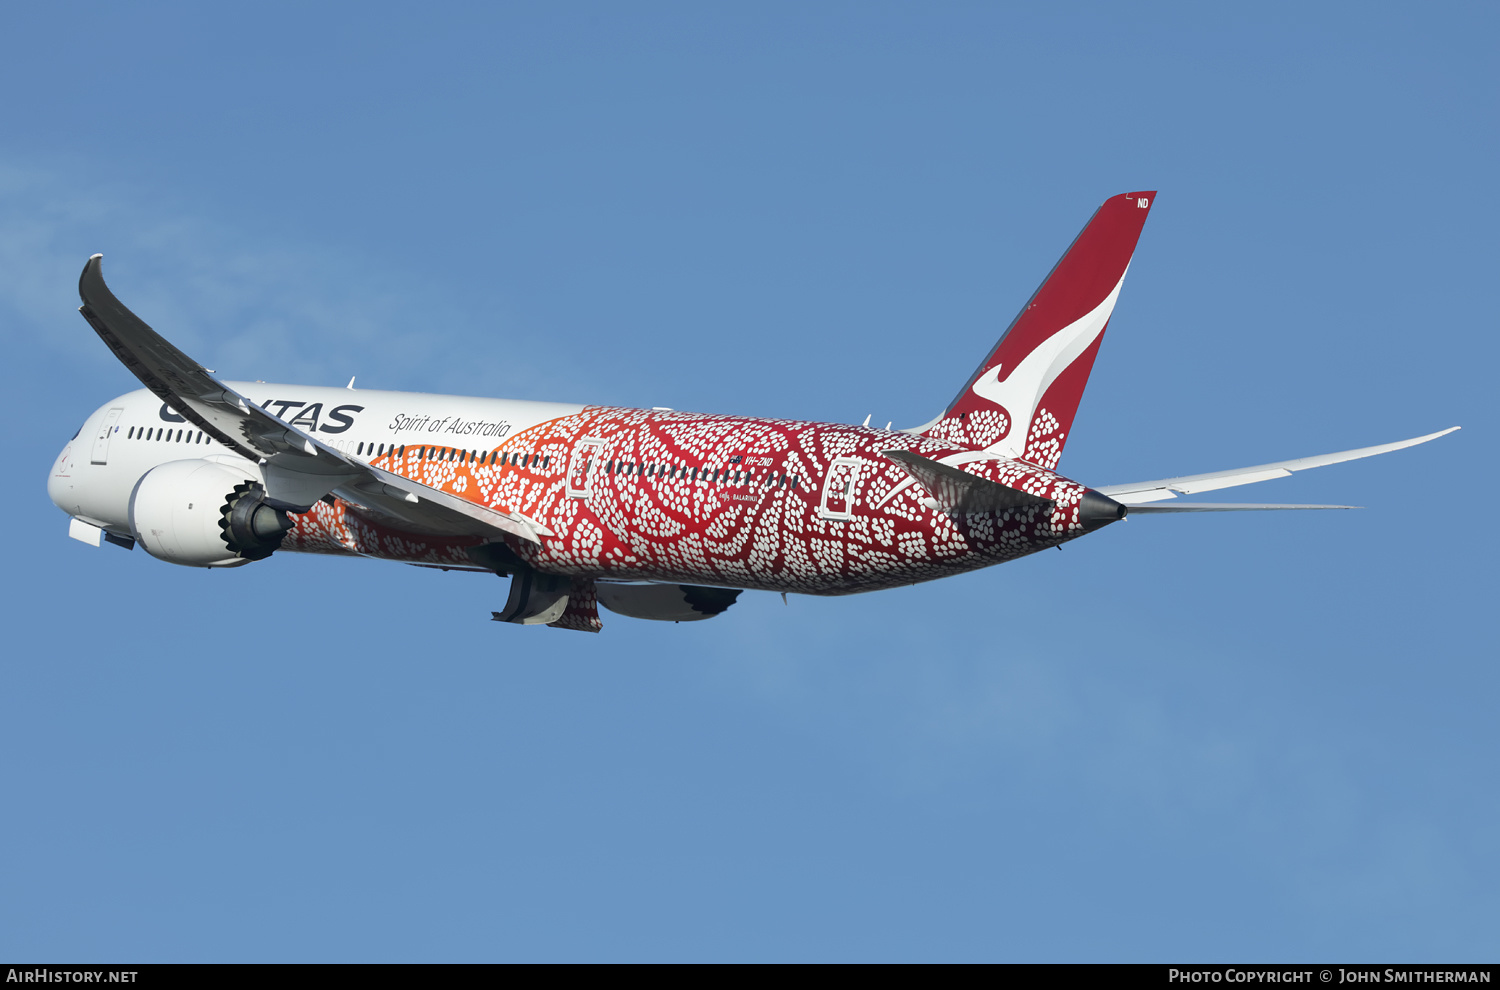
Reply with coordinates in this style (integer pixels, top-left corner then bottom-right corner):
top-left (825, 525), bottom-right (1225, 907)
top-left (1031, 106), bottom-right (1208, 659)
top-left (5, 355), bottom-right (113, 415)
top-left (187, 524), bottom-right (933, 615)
top-left (159, 400), bottom-right (364, 435)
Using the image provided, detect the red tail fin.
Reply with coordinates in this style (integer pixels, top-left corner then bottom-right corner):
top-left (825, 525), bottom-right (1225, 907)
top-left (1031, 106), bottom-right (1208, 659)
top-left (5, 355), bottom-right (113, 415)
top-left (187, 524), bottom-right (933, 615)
top-left (925, 191), bottom-right (1156, 468)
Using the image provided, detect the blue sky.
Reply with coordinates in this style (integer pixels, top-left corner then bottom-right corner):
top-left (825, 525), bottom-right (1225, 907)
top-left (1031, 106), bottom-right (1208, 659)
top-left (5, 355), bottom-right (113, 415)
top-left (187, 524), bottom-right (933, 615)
top-left (1, 1), bottom-right (1495, 962)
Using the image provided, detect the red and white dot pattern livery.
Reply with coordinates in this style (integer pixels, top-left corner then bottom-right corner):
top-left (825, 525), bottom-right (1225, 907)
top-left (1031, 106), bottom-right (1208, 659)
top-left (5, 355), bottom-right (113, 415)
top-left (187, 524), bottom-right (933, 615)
top-left (62, 191), bottom-right (1450, 633)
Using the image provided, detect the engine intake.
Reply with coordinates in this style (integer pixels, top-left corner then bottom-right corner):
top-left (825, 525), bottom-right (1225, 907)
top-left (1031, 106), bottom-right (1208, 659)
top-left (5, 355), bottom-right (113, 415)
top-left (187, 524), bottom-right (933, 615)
top-left (221, 481), bottom-right (293, 561)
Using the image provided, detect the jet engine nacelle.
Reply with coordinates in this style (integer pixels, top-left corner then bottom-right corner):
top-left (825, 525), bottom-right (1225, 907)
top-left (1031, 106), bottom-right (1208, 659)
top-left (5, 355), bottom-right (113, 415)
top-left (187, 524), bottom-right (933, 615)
top-left (128, 459), bottom-right (294, 568)
top-left (595, 583), bottom-right (742, 621)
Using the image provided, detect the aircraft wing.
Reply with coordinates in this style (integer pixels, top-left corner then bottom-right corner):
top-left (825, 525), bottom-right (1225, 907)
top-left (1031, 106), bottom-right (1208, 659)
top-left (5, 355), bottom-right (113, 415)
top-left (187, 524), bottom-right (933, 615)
top-left (1095, 428), bottom-right (1459, 507)
top-left (1126, 502), bottom-right (1355, 513)
top-left (77, 255), bottom-right (549, 543)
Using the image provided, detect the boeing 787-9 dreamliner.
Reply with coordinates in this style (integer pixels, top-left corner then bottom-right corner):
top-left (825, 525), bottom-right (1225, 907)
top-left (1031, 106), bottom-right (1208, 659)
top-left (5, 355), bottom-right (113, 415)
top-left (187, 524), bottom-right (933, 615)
top-left (47, 192), bottom-right (1457, 632)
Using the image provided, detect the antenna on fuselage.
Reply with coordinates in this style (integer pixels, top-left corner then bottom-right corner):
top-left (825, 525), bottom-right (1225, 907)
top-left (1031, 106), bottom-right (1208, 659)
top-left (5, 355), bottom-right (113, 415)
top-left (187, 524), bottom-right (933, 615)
top-left (346, 376), bottom-right (357, 390)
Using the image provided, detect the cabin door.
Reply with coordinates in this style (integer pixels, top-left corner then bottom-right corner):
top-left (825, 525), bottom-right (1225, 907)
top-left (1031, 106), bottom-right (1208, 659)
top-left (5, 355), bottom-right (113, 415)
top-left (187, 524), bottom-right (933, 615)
top-left (91, 407), bottom-right (124, 465)
top-left (818, 457), bottom-right (860, 521)
top-left (567, 437), bottom-right (605, 498)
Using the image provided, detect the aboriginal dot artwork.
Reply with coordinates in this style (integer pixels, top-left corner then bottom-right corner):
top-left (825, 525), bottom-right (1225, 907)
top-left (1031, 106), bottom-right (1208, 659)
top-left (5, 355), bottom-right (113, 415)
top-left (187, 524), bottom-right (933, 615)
top-left (282, 405), bottom-right (1100, 604)
top-left (68, 191), bottom-right (1169, 634)
top-left (925, 407), bottom-right (1012, 450)
top-left (1024, 407), bottom-right (1067, 471)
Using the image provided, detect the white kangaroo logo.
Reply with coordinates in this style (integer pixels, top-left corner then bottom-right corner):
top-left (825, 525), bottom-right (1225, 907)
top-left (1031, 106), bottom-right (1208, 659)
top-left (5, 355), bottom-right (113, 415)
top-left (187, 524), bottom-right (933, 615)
top-left (971, 268), bottom-right (1128, 458)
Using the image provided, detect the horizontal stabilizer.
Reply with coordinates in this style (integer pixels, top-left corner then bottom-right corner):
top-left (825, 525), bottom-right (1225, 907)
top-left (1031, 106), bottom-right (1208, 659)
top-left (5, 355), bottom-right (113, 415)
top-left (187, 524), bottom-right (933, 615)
top-left (1128, 503), bottom-right (1356, 514)
top-left (1099, 427), bottom-right (1459, 505)
top-left (881, 449), bottom-right (1054, 514)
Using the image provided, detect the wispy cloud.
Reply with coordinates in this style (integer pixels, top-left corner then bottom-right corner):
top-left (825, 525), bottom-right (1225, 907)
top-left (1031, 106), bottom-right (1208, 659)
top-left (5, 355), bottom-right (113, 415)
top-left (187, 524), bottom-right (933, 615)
top-left (0, 159), bottom-right (527, 392)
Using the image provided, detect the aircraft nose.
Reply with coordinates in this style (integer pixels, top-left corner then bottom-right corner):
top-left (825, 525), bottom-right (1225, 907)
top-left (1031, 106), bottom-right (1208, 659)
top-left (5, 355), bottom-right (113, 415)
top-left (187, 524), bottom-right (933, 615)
top-left (47, 442), bottom-right (77, 514)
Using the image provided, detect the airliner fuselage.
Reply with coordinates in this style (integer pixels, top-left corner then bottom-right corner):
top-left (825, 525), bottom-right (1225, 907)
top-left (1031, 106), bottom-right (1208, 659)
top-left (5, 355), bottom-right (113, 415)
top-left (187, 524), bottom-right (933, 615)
top-left (52, 382), bottom-right (1111, 597)
top-left (47, 191), bottom-right (1456, 631)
